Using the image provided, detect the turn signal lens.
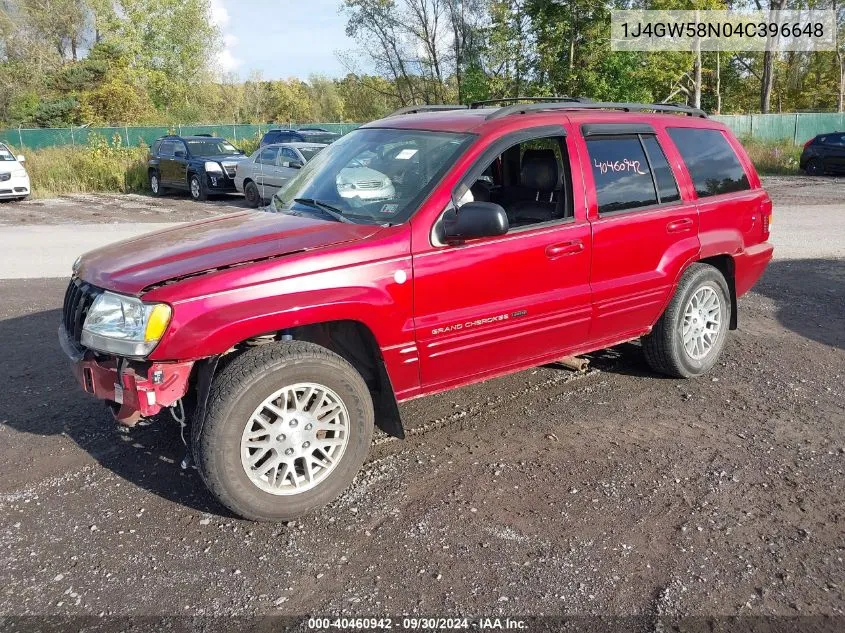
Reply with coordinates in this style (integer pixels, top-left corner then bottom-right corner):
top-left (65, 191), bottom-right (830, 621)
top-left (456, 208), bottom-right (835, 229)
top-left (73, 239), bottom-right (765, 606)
top-left (144, 304), bottom-right (172, 342)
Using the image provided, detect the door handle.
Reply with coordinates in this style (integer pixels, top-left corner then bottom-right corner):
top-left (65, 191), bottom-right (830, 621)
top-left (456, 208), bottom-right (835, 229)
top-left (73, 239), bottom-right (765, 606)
top-left (545, 240), bottom-right (583, 258)
top-left (666, 218), bottom-right (694, 233)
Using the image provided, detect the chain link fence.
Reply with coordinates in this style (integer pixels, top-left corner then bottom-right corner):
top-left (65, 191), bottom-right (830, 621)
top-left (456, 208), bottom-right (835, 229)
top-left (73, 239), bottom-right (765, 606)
top-left (0, 123), bottom-right (361, 150)
top-left (2, 115), bottom-right (844, 150)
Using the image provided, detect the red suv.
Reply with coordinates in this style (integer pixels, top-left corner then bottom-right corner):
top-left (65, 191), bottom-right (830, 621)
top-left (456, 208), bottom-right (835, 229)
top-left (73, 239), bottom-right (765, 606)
top-left (60, 100), bottom-right (773, 521)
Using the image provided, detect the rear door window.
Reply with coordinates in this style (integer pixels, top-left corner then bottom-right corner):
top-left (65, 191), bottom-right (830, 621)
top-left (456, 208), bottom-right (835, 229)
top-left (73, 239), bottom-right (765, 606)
top-left (586, 136), bottom-right (659, 214)
top-left (667, 128), bottom-right (750, 198)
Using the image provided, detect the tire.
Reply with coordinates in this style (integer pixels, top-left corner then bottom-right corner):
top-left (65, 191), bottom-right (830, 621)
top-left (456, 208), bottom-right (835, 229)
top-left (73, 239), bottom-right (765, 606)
top-left (244, 180), bottom-right (262, 208)
top-left (805, 158), bottom-right (824, 176)
top-left (642, 263), bottom-right (731, 379)
top-left (189, 173), bottom-right (208, 201)
top-left (192, 341), bottom-right (374, 522)
top-left (149, 170), bottom-right (163, 196)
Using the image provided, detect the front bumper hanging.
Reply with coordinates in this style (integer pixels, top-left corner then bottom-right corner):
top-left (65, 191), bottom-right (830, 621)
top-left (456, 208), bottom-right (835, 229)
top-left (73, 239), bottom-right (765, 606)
top-left (59, 324), bottom-right (194, 425)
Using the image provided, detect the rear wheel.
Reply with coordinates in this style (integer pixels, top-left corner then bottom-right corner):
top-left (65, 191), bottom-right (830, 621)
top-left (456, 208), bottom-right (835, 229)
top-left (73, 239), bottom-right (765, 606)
top-left (193, 341), bottom-right (374, 522)
top-left (642, 263), bottom-right (731, 378)
top-left (149, 170), bottom-right (164, 196)
top-left (244, 181), bottom-right (262, 208)
top-left (805, 158), bottom-right (824, 176)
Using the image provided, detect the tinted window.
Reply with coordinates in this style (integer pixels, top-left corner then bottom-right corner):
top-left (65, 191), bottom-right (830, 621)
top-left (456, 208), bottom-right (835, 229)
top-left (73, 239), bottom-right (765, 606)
top-left (298, 147), bottom-right (323, 162)
top-left (159, 141), bottom-right (174, 156)
top-left (280, 147), bottom-right (299, 163)
top-left (586, 136), bottom-right (658, 214)
top-left (257, 148), bottom-right (278, 165)
top-left (641, 136), bottom-right (680, 204)
top-left (667, 128), bottom-right (749, 198)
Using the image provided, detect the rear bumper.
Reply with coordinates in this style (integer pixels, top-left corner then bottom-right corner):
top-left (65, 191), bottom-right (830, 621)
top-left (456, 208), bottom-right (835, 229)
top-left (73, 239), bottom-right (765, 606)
top-left (735, 242), bottom-right (774, 297)
top-left (59, 324), bottom-right (193, 421)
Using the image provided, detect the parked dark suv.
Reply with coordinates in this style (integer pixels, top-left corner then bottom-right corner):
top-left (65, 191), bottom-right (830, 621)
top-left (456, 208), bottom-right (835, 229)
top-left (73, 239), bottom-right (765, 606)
top-left (259, 129), bottom-right (306, 147)
top-left (148, 135), bottom-right (247, 201)
top-left (800, 132), bottom-right (845, 175)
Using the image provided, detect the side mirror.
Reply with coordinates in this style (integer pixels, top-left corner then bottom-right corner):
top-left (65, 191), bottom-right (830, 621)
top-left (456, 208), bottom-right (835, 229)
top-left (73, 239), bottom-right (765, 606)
top-left (289, 160), bottom-right (303, 169)
top-left (175, 150), bottom-right (186, 158)
top-left (16, 155), bottom-right (25, 163)
top-left (443, 201), bottom-right (509, 241)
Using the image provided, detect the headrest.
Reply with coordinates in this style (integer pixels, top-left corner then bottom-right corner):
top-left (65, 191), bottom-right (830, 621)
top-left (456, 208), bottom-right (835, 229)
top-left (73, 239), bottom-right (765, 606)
top-left (520, 149), bottom-right (558, 191)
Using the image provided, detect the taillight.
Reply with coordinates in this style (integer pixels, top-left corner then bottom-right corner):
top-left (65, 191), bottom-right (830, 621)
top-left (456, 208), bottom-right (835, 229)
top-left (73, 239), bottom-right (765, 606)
top-left (761, 197), bottom-right (773, 238)
top-left (803, 138), bottom-right (814, 150)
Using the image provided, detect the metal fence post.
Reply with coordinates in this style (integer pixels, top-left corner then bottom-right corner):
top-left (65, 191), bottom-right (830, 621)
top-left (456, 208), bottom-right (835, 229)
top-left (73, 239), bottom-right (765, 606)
top-left (18, 126), bottom-right (23, 149)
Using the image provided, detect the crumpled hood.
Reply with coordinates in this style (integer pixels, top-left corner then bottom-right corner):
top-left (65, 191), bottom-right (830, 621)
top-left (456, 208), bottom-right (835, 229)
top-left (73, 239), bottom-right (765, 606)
top-left (78, 211), bottom-right (382, 295)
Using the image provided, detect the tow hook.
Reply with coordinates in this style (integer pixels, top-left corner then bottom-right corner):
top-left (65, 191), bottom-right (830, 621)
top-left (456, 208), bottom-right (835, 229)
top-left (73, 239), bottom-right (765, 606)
top-left (109, 402), bottom-right (143, 427)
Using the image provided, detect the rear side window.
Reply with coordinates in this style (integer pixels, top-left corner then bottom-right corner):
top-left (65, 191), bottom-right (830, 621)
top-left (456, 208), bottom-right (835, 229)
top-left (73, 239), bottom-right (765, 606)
top-left (587, 135), bottom-right (677, 214)
top-left (667, 128), bottom-right (750, 198)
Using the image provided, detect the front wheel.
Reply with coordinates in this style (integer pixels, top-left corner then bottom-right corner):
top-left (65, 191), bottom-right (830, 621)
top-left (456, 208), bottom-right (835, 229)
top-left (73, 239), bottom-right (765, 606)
top-left (189, 174), bottom-right (208, 201)
top-left (642, 263), bottom-right (731, 378)
top-left (193, 341), bottom-right (374, 521)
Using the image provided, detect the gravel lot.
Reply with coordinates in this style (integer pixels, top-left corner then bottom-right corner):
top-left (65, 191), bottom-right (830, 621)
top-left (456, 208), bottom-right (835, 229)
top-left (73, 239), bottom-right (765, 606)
top-left (0, 177), bottom-right (842, 628)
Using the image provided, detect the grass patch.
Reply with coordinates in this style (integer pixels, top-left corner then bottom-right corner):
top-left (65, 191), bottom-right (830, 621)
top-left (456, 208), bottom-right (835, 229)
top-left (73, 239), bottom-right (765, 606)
top-left (16, 134), bottom-right (149, 199)
top-left (739, 138), bottom-right (802, 175)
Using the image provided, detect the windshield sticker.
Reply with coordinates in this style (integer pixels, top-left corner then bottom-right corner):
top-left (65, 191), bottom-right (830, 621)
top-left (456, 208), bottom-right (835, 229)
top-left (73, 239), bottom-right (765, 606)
top-left (395, 149), bottom-right (418, 160)
top-left (593, 158), bottom-right (647, 175)
top-left (380, 203), bottom-right (399, 214)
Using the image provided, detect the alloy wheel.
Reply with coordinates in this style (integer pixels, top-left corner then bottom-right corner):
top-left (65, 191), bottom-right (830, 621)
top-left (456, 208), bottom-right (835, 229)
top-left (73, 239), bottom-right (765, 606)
top-left (240, 382), bottom-right (350, 495)
top-left (681, 285), bottom-right (722, 360)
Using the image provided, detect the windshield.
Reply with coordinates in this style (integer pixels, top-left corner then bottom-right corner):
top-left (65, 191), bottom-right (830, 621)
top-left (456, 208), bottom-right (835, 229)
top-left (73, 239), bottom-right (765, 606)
top-left (186, 139), bottom-right (241, 156)
top-left (298, 147), bottom-right (323, 162)
top-left (0, 144), bottom-right (16, 161)
top-left (270, 128), bottom-right (473, 225)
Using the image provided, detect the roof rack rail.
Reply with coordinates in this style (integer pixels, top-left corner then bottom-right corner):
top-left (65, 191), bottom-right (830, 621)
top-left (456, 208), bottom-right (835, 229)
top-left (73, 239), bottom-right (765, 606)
top-left (469, 96), bottom-right (592, 109)
top-left (485, 101), bottom-right (707, 120)
top-left (386, 104), bottom-right (468, 117)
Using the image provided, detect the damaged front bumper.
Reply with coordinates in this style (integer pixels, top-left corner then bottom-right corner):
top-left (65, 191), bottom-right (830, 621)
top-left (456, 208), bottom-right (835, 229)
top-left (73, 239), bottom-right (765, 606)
top-left (58, 324), bottom-right (193, 425)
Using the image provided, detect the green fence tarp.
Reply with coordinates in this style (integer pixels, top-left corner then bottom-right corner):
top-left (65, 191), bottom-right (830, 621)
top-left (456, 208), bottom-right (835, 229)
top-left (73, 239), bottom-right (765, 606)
top-left (5, 115), bottom-right (845, 149)
top-left (0, 123), bottom-right (362, 150)
top-left (713, 113), bottom-right (845, 144)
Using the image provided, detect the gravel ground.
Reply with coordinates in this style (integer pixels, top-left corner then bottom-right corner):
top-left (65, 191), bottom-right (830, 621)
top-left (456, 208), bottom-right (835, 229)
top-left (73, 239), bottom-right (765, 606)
top-left (0, 177), bottom-right (843, 629)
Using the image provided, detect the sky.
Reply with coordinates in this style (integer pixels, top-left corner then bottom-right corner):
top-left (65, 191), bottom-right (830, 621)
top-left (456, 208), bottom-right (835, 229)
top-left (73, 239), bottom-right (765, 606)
top-left (209, 0), bottom-right (362, 80)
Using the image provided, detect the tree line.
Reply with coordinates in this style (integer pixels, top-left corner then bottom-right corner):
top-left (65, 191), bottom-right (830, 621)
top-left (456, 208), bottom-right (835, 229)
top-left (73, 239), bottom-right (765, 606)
top-left (2, 0), bottom-right (845, 129)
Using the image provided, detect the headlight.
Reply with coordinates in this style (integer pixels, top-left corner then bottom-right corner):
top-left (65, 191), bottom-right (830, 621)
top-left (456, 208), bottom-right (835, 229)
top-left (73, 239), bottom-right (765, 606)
top-left (12, 169), bottom-right (27, 178)
top-left (337, 181), bottom-right (356, 191)
top-left (204, 161), bottom-right (223, 173)
top-left (81, 292), bottom-right (172, 357)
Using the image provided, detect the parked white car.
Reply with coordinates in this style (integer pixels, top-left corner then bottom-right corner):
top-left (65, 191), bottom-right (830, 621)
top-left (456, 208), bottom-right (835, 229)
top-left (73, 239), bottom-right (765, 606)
top-left (0, 143), bottom-right (30, 201)
top-left (235, 142), bottom-right (326, 207)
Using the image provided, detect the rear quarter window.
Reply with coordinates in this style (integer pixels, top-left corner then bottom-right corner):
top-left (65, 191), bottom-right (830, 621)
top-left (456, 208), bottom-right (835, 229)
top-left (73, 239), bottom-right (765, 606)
top-left (667, 128), bottom-right (750, 198)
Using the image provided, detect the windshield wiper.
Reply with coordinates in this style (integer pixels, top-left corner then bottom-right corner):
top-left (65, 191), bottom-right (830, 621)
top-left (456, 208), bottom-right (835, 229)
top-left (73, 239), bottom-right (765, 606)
top-left (292, 198), bottom-right (354, 224)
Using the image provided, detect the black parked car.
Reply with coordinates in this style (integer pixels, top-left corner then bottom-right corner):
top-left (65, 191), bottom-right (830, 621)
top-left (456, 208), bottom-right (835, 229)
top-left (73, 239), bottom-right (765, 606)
top-left (259, 129), bottom-right (306, 147)
top-left (800, 132), bottom-right (845, 175)
top-left (148, 135), bottom-right (247, 201)
top-left (259, 128), bottom-right (342, 147)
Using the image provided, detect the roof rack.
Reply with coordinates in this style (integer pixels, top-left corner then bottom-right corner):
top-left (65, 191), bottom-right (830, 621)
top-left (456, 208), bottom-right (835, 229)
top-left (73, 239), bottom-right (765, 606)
top-left (469, 96), bottom-right (592, 109)
top-left (386, 104), bottom-right (468, 117)
top-left (485, 101), bottom-right (707, 120)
